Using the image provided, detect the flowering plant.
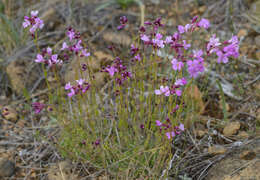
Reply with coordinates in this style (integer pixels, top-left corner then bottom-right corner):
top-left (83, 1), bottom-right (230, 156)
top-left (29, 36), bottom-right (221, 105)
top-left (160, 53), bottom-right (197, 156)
top-left (24, 10), bottom-right (240, 178)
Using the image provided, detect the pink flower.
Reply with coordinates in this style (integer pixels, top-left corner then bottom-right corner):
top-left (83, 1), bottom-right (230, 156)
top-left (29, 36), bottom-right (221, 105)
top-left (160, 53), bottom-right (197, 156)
top-left (198, 18), bottom-right (210, 29)
top-left (193, 50), bottom-right (204, 62)
top-left (82, 83), bottom-right (90, 93)
top-left (178, 24), bottom-right (191, 34)
top-left (67, 29), bottom-right (75, 41)
top-left (166, 132), bottom-right (171, 139)
top-left (51, 54), bottom-right (58, 62)
top-left (171, 131), bottom-right (176, 137)
top-left (130, 44), bottom-right (139, 55)
top-left (155, 86), bottom-right (170, 96)
top-left (141, 34), bottom-right (150, 43)
top-left (23, 18), bottom-right (30, 28)
top-left (76, 79), bottom-right (85, 86)
top-left (117, 16), bottom-right (128, 30)
top-left (207, 34), bottom-right (221, 53)
top-left (23, 11), bottom-right (44, 35)
top-left (175, 89), bottom-right (182, 96)
top-left (216, 50), bottom-right (228, 63)
top-left (155, 33), bottom-right (163, 40)
top-left (183, 40), bottom-right (191, 50)
top-left (47, 47), bottom-right (52, 55)
top-left (48, 54), bottom-right (62, 66)
top-left (228, 35), bottom-right (239, 44)
top-left (35, 54), bottom-right (45, 63)
top-left (160, 86), bottom-right (170, 94)
top-left (68, 89), bottom-right (75, 97)
top-left (223, 38), bottom-right (239, 58)
top-left (152, 39), bottom-right (165, 48)
top-left (185, 24), bottom-right (191, 32)
top-left (134, 54), bottom-right (141, 61)
top-left (155, 89), bottom-right (162, 95)
top-left (179, 123), bottom-right (185, 131)
top-left (61, 42), bottom-right (68, 51)
top-left (65, 82), bottom-right (72, 90)
top-left (65, 80), bottom-right (90, 97)
top-left (165, 36), bottom-right (173, 44)
top-left (178, 25), bottom-right (185, 34)
top-left (187, 59), bottom-right (204, 78)
top-left (31, 10), bottom-right (38, 17)
top-left (152, 33), bottom-right (165, 48)
top-left (29, 25), bottom-right (37, 33)
top-left (73, 40), bottom-right (83, 53)
top-left (156, 120), bottom-right (162, 126)
top-left (171, 58), bottom-right (184, 71)
top-left (106, 66), bottom-right (118, 77)
top-left (173, 32), bottom-right (180, 40)
top-left (35, 17), bottom-right (44, 29)
top-left (175, 78), bottom-right (187, 86)
top-left (32, 102), bottom-right (45, 114)
top-left (81, 49), bottom-right (90, 57)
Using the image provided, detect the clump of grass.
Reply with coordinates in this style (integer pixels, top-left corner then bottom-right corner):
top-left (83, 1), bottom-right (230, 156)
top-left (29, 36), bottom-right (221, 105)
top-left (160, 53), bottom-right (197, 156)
top-left (23, 11), bottom-right (240, 178)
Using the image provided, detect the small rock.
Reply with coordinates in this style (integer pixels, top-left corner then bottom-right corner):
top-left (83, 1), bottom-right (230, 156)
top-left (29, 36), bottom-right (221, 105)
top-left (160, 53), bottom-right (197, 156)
top-left (239, 45), bottom-right (248, 56)
top-left (196, 130), bottom-right (207, 138)
top-left (219, 102), bottom-right (230, 112)
top-left (167, 18), bottom-right (177, 27)
top-left (103, 31), bottom-right (131, 47)
top-left (194, 123), bottom-right (207, 138)
top-left (93, 72), bottom-right (107, 87)
top-left (47, 161), bottom-right (79, 180)
top-left (208, 145), bottom-right (227, 155)
top-left (255, 50), bottom-right (260, 60)
top-left (150, 0), bottom-right (160, 5)
top-left (40, 7), bottom-right (55, 22)
top-left (159, 9), bottom-right (166, 14)
top-left (198, 6), bottom-right (206, 13)
top-left (6, 60), bottom-right (38, 94)
top-left (98, 175), bottom-right (110, 180)
top-left (6, 61), bottom-right (27, 94)
top-left (223, 121), bottom-right (241, 136)
top-left (255, 35), bottom-right (260, 47)
top-left (0, 158), bottom-right (15, 177)
top-left (239, 150), bottom-right (256, 160)
top-left (87, 58), bottom-right (101, 72)
top-left (237, 131), bottom-right (249, 139)
top-left (1, 106), bottom-right (18, 122)
top-left (94, 51), bottom-right (113, 62)
top-left (185, 85), bottom-right (205, 115)
top-left (237, 29), bottom-right (248, 38)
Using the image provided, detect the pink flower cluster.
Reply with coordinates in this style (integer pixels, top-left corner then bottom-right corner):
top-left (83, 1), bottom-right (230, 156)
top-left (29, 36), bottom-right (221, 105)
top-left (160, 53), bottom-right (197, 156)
top-left (32, 102), bottom-right (45, 114)
top-left (147, 16), bottom-right (240, 98)
top-left (34, 47), bottom-right (63, 67)
top-left (65, 79), bottom-right (90, 97)
top-left (103, 57), bottom-right (132, 85)
top-left (130, 44), bottom-right (141, 62)
top-left (155, 78), bottom-right (187, 97)
top-left (117, 16), bottom-right (128, 30)
top-left (23, 10), bottom-right (44, 35)
top-left (61, 27), bottom-right (90, 58)
top-left (139, 16), bottom-right (212, 78)
top-left (207, 34), bottom-right (239, 64)
top-left (156, 118), bottom-right (185, 140)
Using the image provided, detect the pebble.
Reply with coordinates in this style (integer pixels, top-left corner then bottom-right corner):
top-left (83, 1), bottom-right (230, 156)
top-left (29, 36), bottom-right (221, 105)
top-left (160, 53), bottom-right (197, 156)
top-left (0, 158), bottom-right (15, 177)
top-left (1, 106), bottom-right (18, 122)
top-left (223, 121), bottom-right (240, 136)
top-left (240, 150), bottom-right (256, 160)
top-left (208, 145), bottom-right (227, 155)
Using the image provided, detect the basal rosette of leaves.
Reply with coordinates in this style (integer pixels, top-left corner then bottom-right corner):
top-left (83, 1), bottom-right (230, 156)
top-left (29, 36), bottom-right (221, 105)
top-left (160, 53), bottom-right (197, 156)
top-left (24, 11), bottom-right (240, 178)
